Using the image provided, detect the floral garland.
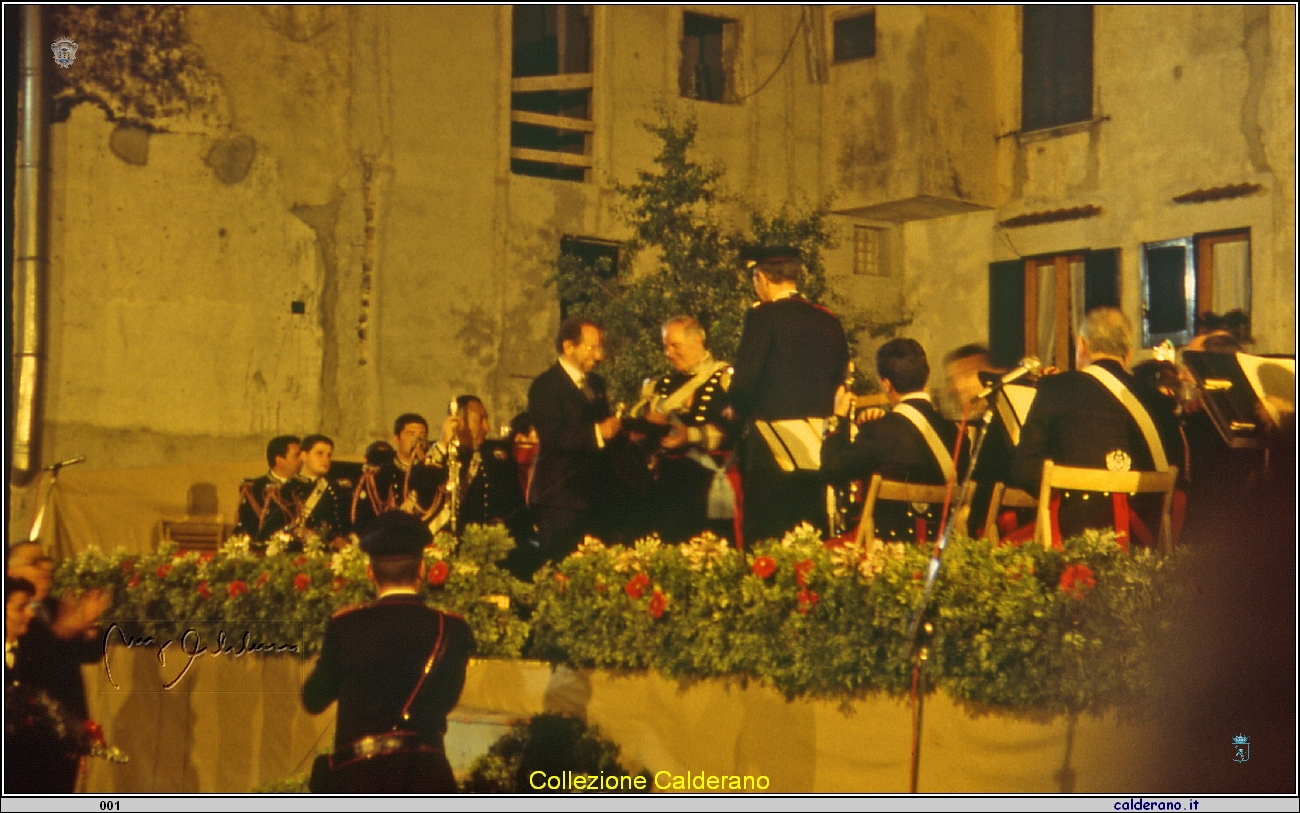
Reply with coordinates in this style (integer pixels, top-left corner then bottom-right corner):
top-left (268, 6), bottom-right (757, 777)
top-left (529, 525), bottom-right (1182, 713)
top-left (55, 524), bottom-right (531, 658)
top-left (55, 523), bottom-right (1182, 713)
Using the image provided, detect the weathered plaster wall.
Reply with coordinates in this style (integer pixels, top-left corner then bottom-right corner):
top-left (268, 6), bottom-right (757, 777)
top-left (909, 4), bottom-right (1296, 372)
top-left (30, 4), bottom-right (1295, 478)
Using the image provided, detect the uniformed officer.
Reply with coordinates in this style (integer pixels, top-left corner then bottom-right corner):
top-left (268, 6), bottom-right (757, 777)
top-left (631, 316), bottom-right (737, 543)
top-left (823, 338), bottom-right (968, 543)
top-left (234, 435), bottom-right (303, 545)
top-left (1011, 307), bottom-right (1184, 543)
top-left (730, 246), bottom-right (850, 544)
top-left (303, 510), bottom-right (473, 793)
top-left (286, 434), bottom-right (353, 548)
top-left (351, 415), bottom-right (446, 535)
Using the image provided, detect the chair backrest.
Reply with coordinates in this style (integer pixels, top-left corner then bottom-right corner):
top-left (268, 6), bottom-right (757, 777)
top-left (1034, 461), bottom-right (1179, 552)
top-left (983, 482), bottom-right (1038, 544)
top-left (854, 474), bottom-right (972, 545)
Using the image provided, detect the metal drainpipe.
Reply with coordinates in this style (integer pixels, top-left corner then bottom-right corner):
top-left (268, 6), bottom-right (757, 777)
top-left (11, 4), bottom-right (47, 484)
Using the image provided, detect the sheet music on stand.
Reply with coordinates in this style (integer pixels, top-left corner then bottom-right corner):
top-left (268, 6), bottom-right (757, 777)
top-left (979, 370), bottom-right (1037, 446)
top-left (1181, 351), bottom-right (1279, 448)
top-left (1236, 353), bottom-right (1295, 429)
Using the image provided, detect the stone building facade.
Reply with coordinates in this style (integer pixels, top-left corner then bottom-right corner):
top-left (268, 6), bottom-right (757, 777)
top-left (22, 5), bottom-right (1297, 473)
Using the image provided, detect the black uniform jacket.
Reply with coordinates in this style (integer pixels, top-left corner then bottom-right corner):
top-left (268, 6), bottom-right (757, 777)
top-left (729, 296), bottom-right (849, 421)
top-left (303, 595), bottom-right (473, 752)
top-left (527, 362), bottom-right (612, 511)
top-left (822, 396), bottom-right (968, 542)
top-left (234, 474), bottom-right (295, 541)
top-left (1010, 359), bottom-right (1185, 490)
top-left (1009, 359), bottom-right (1185, 539)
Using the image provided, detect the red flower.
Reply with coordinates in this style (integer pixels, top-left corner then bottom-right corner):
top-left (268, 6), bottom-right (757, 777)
top-left (912, 570), bottom-right (923, 581)
top-left (82, 719), bottom-right (106, 747)
top-left (294, 556), bottom-right (308, 567)
top-left (294, 573), bottom-right (312, 592)
top-left (751, 556), bottom-right (777, 579)
top-left (199, 552), bottom-right (215, 563)
top-left (794, 559), bottom-right (814, 587)
top-left (156, 564), bottom-right (171, 580)
top-left (255, 572), bottom-right (270, 588)
top-left (624, 572), bottom-right (650, 600)
top-left (332, 577), bottom-right (345, 593)
top-left (648, 589), bottom-right (667, 619)
top-left (197, 580), bottom-right (211, 600)
top-left (427, 561), bottom-right (449, 586)
top-left (228, 580), bottom-right (248, 598)
top-left (127, 573), bottom-right (141, 589)
top-left (1059, 563), bottom-right (1096, 601)
top-left (121, 559), bottom-right (134, 574)
top-left (555, 573), bottom-right (569, 592)
top-left (797, 588), bottom-right (820, 615)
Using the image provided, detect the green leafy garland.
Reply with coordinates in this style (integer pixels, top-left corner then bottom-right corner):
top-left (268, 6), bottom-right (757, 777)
top-left (56, 524), bottom-right (1181, 713)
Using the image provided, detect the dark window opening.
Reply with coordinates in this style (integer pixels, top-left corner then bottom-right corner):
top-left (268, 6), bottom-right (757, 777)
top-left (513, 4), bottom-right (590, 77)
top-left (1140, 238), bottom-right (1195, 347)
top-left (1021, 5), bottom-right (1093, 132)
top-left (680, 13), bottom-right (733, 103)
top-left (558, 237), bottom-right (620, 319)
top-left (833, 12), bottom-right (876, 63)
top-left (511, 6), bottom-right (594, 181)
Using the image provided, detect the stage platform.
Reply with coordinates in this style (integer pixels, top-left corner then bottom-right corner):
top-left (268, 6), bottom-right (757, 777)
top-left (84, 651), bottom-right (1156, 793)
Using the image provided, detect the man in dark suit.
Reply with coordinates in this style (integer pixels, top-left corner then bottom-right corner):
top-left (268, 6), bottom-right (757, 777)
top-left (526, 317), bottom-right (622, 569)
top-left (234, 435), bottom-right (302, 545)
top-left (730, 246), bottom-right (849, 543)
top-left (1010, 307), bottom-right (1184, 542)
top-left (303, 511), bottom-right (473, 793)
top-left (823, 338), bottom-right (967, 543)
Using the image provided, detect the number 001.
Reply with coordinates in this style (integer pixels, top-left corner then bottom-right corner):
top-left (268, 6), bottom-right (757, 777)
top-left (100, 803), bottom-right (119, 811)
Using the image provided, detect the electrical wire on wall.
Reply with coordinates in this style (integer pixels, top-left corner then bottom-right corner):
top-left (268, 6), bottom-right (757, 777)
top-left (733, 7), bottom-right (806, 102)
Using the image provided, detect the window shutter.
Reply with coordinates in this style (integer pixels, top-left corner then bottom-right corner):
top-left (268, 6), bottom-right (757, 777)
top-left (989, 260), bottom-right (1026, 369)
top-left (1084, 248), bottom-right (1120, 311)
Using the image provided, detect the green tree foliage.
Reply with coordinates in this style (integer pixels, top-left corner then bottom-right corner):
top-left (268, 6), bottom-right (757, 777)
top-left (551, 110), bottom-right (850, 403)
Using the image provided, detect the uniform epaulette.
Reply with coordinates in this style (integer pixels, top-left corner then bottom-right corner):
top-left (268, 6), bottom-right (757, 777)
top-left (810, 302), bottom-right (838, 318)
top-left (439, 609), bottom-right (467, 622)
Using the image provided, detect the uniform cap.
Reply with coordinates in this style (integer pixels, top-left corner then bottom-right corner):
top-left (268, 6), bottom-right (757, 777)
top-left (739, 245), bottom-right (801, 269)
top-left (360, 510), bottom-right (432, 559)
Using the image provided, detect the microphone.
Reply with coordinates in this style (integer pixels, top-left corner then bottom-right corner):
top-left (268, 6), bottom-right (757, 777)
top-left (976, 357), bottom-right (1042, 400)
top-left (46, 455), bottom-right (85, 471)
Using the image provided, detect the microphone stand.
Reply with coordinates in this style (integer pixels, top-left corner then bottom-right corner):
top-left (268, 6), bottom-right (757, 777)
top-left (27, 456), bottom-right (86, 543)
top-left (901, 362), bottom-right (1034, 792)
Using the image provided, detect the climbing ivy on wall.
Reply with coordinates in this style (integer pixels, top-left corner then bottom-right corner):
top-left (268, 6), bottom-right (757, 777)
top-left (49, 6), bottom-right (220, 127)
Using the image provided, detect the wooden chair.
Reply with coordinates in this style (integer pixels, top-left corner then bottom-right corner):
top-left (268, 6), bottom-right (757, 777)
top-left (983, 483), bottom-right (1038, 544)
top-left (1034, 461), bottom-right (1179, 552)
top-left (854, 474), bottom-right (975, 545)
top-left (161, 516), bottom-right (228, 553)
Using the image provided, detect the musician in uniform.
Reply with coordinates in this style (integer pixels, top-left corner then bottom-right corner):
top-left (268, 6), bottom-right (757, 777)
top-left (423, 396), bottom-right (529, 543)
top-left (823, 338), bottom-right (968, 543)
top-left (351, 415), bottom-right (445, 535)
top-left (942, 343), bottom-right (1015, 536)
top-left (288, 434), bottom-right (352, 549)
top-left (631, 316), bottom-right (736, 543)
top-left (1010, 307), bottom-right (1184, 543)
top-left (730, 246), bottom-right (849, 544)
top-left (234, 435), bottom-right (303, 545)
top-left (303, 511), bottom-right (473, 793)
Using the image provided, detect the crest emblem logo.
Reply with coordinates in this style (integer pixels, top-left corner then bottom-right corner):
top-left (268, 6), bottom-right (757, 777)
top-left (1105, 449), bottom-right (1132, 472)
top-left (51, 37), bottom-right (77, 69)
top-left (1232, 734), bottom-right (1250, 763)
